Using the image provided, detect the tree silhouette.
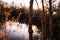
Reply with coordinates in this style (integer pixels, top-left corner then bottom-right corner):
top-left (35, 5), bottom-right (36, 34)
top-left (29, 0), bottom-right (33, 40)
top-left (49, 0), bottom-right (53, 40)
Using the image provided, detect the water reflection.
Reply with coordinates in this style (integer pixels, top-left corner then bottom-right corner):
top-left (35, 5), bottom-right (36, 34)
top-left (0, 20), bottom-right (41, 40)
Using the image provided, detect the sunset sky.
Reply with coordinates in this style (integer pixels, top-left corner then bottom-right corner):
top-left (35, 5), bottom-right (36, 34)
top-left (2, 0), bottom-right (42, 9)
top-left (2, 0), bottom-right (60, 9)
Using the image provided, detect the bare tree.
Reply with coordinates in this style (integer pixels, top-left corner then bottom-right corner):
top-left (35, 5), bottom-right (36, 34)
top-left (29, 0), bottom-right (34, 40)
top-left (49, 0), bottom-right (53, 40)
top-left (41, 0), bottom-right (47, 40)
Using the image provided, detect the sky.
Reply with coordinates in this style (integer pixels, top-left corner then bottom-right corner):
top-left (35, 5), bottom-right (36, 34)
top-left (1, 0), bottom-right (60, 9)
top-left (2, 0), bottom-right (42, 9)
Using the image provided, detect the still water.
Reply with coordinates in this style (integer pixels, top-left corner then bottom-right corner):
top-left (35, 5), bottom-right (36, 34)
top-left (0, 21), bottom-right (41, 40)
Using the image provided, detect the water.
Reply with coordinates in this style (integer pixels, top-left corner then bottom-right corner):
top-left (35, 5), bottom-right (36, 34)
top-left (0, 21), bottom-right (41, 40)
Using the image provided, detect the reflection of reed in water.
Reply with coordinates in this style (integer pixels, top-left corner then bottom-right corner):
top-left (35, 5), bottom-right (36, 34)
top-left (0, 22), bottom-right (10, 40)
top-left (5, 20), bottom-right (41, 40)
top-left (0, 19), bottom-right (41, 40)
